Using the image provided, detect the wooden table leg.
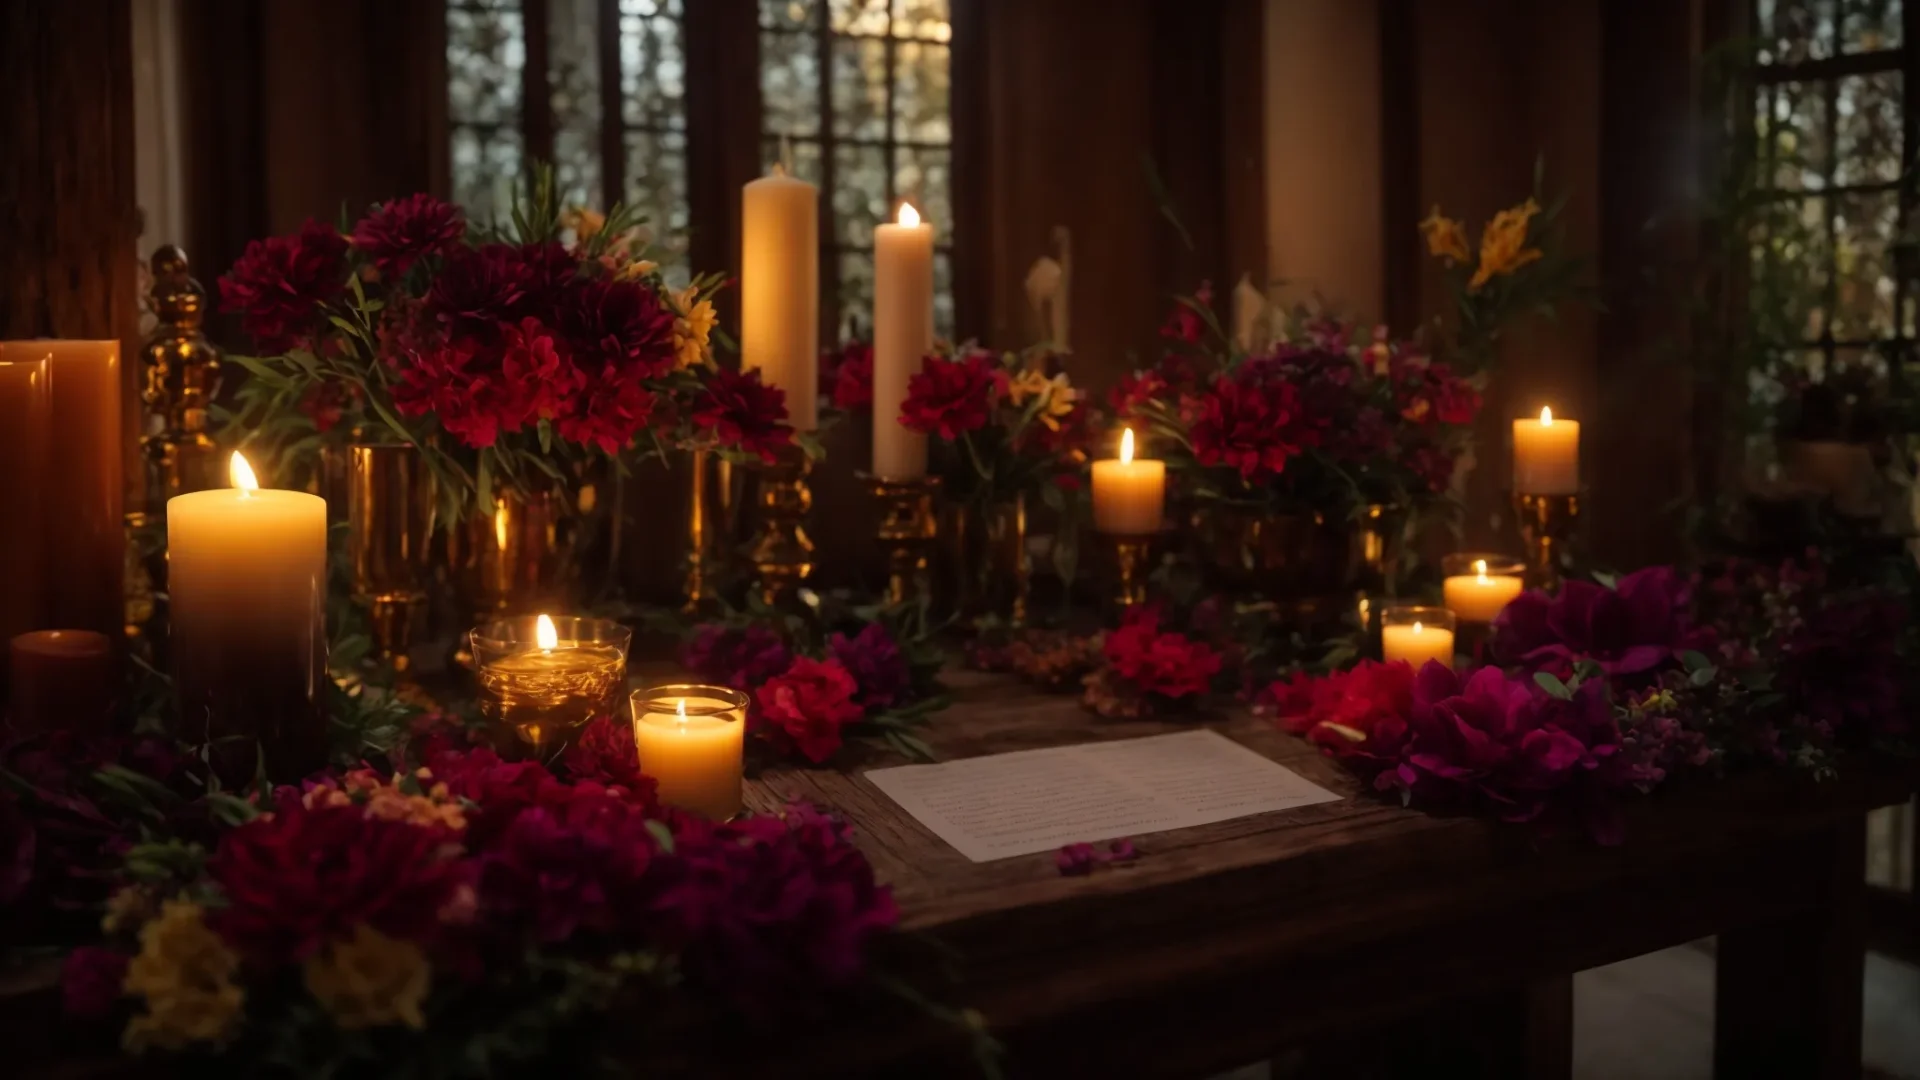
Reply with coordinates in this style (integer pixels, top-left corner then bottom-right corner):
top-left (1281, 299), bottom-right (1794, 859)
top-left (1714, 817), bottom-right (1868, 1080)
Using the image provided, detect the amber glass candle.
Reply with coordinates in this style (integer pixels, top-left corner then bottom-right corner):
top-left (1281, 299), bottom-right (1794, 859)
top-left (1382, 606), bottom-right (1456, 671)
top-left (1, 341), bottom-right (125, 640)
top-left (169, 453), bottom-right (328, 783)
top-left (0, 354), bottom-right (51, 666)
top-left (8, 630), bottom-right (114, 736)
top-left (631, 685), bottom-right (749, 820)
top-left (473, 614), bottom-right (631, 762)
top-left (1441, 554), bottom-right (1526, 625)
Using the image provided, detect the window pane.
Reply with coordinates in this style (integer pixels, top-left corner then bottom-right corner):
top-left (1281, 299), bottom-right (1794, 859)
top-left (451, 126), bottom-right (524, 227)
top-left (892, 0), bottom-right (951, 41)
top-left (1760, 81), bottom-right (1831, 191)
top-left (893, 41), bottom-right (950, 142)
top-left (621, 4), bottom-right (686, 132)
top-left (551, 0), bottom-right (601, 207)
top-left (831, 0), bottom-right (889, 35)
top-left (1750, 197), bottom-right (1832, 343)
top-left (832, 37), bottom-right (889, 141)
top-left (1759, 0), bottom-right (1839, 62)
top-left (625, 128), bottom-right (690, 240)
top-left (763, 136), bottom-right (824, 185)
top-left (762, 31), bottom-right (821, 136)
top-left (834, 144), bottom-right (888, 248)
top-left (1840, 0), bottom-right (1903, 50)
top-left (837, 251), bottom-right (876, 341)
top-left (894, 145), bottom-right (950, 236)
top-left (622, 0), bottom-right (678, 14)
top-left (1835, 72), bottom-right (1902, 185)
top-left (762, 0), bottom-right (818, 29)
top-left (1834, 193), bottom-right (1899, 338)
top-left (448, 2), bottom-right (524, 126)
top-left (933, 250), bottom-right (954, 341)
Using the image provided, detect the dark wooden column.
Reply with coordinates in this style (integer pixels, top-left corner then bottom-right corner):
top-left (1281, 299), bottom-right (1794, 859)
top-left (1714, 818), bottom-right (1869, 1080)
top-left (0, 0), bottom-right (143, 500)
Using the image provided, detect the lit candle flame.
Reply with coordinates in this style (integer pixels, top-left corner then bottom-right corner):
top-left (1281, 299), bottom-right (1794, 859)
top-left (1119, 427), bottom-right (1135, 465)
top-left (1539, 405), bottom-right (1554, 426)
top-left (677, 698), bottom-right (688, 727)
top-left (230, 451), bottom-right (258, 494)
top-left (1412, 621), bottom-right (1424, 634)
top-left (897, 201), bottom-right (921, 227)
top-left (535, 613), bottom-right (558, 651)
top-left (1474, 558), bottom-right (1489, 583)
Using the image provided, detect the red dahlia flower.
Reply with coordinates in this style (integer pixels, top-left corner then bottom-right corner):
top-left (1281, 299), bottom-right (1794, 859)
top-left (692, 367), bottom-right (794, 463)
top-left (1188, 372), bottom-right (1313, 483)
top-left (208, 797), bottom-right (467, 963)
top-left (754, 657), bottom-right (866, 763)
top-left (822, 341), bottom-right (874, 411)
top-left (1102, 608), bottom-right (1222, 699)
top-left (554, 276), bottom-right (678, 379)
top-left (473, 790), bottom-right (669, 945)
top-left (218, 218), bottom-right (349, 353)
top-left (427, 243), bottom-right (535, 335)
top-left (899, 350), bottom-right (1006, 439)
top-left (351, 193), bottom-right (465, 277)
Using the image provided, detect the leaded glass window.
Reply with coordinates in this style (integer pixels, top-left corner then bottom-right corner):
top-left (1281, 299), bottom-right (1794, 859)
top-left (759, 0), bottom-right (955, 342)
top-left (446, 0), bottom-right (687, 250)
top-left (1750, 0), bottom-right (1914, 389)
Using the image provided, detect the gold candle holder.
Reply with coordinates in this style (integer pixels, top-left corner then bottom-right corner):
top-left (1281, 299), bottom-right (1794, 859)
top-left (471, 614), bottom-right (631, 763)
top-left (747, 444), bottom-right (815, 608)
top-left (347, 444), bottom-right (436, 674)
top-left (862, 473), bottom-right (940, 607)
top-left (140, 245), bottom-right (224, 505)
top-left (1103, 532), bottom-right (1155, 609)
top-left (1511, 492), bottom-right (1580, 586)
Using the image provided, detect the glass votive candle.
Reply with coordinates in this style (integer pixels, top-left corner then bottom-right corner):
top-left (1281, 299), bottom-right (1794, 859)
top-left (1381, 606), bottom-right (1456, 671)
top-left (1441, 553), bottom-right (1527, 625)
top-left (471, 614), bottom-right (631, 762)
top-left (630, 685), bottom-right (749, 820)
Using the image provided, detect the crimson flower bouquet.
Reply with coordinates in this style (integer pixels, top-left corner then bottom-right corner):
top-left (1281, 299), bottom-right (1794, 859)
top-left (1122, 310), bottom-right (1482, 520)
top-left (677, 603), bottom-right (951, 763)
top-left (221, 170), bottom-right (788, 523)
top-left (1265, 557), bottom-right (1914, 844)
top-left (895, 345), bottom-right (1095, 506)
top-left (40, 715), bottom-right (991, 1075)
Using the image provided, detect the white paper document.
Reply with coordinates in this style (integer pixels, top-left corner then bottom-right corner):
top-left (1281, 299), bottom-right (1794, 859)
top-left (863, 730), bottom-right (1342, 862)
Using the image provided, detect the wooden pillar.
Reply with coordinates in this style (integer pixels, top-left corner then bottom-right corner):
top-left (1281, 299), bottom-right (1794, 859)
top-left (1714, 818), bottom-right (1869, 1080)
top-left (0, 0), bottom-right (143, 506)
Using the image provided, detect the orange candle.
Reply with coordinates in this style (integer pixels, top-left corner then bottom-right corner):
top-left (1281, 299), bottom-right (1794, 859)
top-left (8, 630), bottom-right (114, 736)
top-left (3, 341), bottom-right (125, 640)
top-left (0, 354), bottom-right (51, 666)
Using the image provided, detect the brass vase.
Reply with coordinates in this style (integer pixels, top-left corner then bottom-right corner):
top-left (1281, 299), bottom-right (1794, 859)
top-left (456, 466), bottom-right (616, 618)
top-left (346, 444), bottom-right (436, 672)
top-left (1197, 503), bottom-right (1401, 628)
top-left (939, 493), bottom-right (1029, 626)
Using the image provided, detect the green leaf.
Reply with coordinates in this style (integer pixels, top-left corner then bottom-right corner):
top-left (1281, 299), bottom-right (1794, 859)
top-left (1679, 649), bottom-right (1713, 673)
top-left (1533, 671), bottom-right (1573, 700)
top-left (644, 819), bottom-right (676, 853)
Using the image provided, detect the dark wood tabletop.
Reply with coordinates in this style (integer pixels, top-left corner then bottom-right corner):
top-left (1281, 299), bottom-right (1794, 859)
top-left (742, 667), bottom-right (1917, 1080)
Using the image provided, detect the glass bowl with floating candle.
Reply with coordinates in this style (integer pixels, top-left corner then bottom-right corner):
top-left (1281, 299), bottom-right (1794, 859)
top-left (471, 614), bottom-right (631, 762)
top-left (1441, 553), bottom-right (1527, 626)
top-left (1380, 605), bottom-right (1456, 672)
top-left (630, 685), bottom-right (750, 820)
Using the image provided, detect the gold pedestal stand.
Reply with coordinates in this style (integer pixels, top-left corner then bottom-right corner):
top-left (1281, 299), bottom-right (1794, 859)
top-left (1512, 492), bottom-right (1580, 586)
top-left (347, 444), bottom-right (435, 674)
top-left (863, 474), bottom-right (940, 608)
top-left (1104, 533), bottom-right (1154, 610)
top-left (748, 445), bottom-right (816, 608)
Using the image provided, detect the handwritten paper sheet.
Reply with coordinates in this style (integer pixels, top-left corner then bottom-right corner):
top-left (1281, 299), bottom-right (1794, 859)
top-left (863, 730), bottom-right (1341, 862)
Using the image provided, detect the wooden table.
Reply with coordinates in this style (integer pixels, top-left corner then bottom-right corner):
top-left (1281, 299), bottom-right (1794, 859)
top-left (738, 669), bottom-right (1915, 1080)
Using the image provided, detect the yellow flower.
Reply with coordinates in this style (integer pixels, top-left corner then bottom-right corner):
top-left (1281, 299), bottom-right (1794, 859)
top-left (610, 256), bottom-right (659, 282)
top-left (1469, 198), bottom-right (1543, 290)
top-left (303, 924), bottom-right (432, 1031)
top-left (103, 885), bottom-right (157, 935)
top-left (565, 207), bottom-right (607, 242)
top-left (122, 900), bottom-right (245, 1053)
top-left (1008, 369), bottom-right (1079, 430)
top-left (671, 284), bottom-right (718, 370)
top-left (1419, 206), bottom-right (1471, 265)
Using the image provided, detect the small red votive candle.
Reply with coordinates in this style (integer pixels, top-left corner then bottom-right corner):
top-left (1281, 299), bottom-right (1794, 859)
top-left (8, 629), bottom-right (115, 736)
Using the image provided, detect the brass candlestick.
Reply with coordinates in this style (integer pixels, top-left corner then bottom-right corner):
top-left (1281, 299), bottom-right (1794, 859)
top-left (863, 474), bottom-right (940, 607)
top-left (1104, 532), bottom-right (1155, 609)
top-left (748, 445), bottom-right (815, 608)
top-left (1512, 492), bottom-right (1580, 585)
top-left (140, 245), bottom-right (224, 506)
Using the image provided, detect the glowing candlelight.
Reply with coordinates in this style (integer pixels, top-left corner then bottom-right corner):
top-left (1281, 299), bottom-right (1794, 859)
top-left (1381, 606), bottom-right (1456, 670)
top-left (471, 615), bottom-right (631, 762)
top-left (230, 450), bottom-right (258, 493)
top-left (873, 198), bottom-right (934, 478)
top-left (1512, 405), bottom-right (1580, 495)
top-left (632, 684), bottom-right (749, 820)
top-left (1092, 427), bottom-right (1166, 535)
top-left (535, 613), bottom-right (558, 652)
top-left (1442, 553), bottom-right (1526, 624)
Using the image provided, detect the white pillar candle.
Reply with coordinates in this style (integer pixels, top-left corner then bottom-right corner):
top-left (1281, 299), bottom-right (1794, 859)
top-left (1512, 405), bottom-right (1580, 495)
top-left (632, 688), bottom-right (747, 820)
top-left (742, 166), bottom-right (820, 431)
top-left (1443, 558), bottom-right (1526, 624)
top-left (872, 202), bottom-right (933, 478)
top-left (168, 452), bottom-right (327, 779)
top-left (1092, 428), bottom-right (1166, 535)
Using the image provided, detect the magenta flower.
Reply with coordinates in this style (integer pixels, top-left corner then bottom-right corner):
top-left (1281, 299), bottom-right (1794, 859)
top-left (826, 624), bottom-right (912, 711)
top-left (61, 946), bottom-right (128, 1020)
top-left (1492, 567), bottom-right (1703, 678)
top-left (680, 623), bottom-right (792, 692)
